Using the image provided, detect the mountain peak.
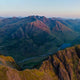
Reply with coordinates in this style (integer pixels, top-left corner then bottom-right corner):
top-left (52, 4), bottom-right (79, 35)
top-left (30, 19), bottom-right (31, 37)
top-left (30, 20), bottom-right (50, 33)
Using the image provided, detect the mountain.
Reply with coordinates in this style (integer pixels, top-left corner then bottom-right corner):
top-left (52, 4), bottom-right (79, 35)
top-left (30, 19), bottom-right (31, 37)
top-left (0, 17), bottom-right (61, 61)
top-left (0, 45), bottom-right (80, 80)
top-left (56, 19), bottom-right (80, 32)
top-left (52, 21), bottom-right (78, 42)
top-left (0, 17), bottom-right (4, 20)
top-left (52, 21), bottom-right (72, 32)
top-left (0, 16), bottom-right (79, 62)
top-left (0, 16), bottom-right (80, 80)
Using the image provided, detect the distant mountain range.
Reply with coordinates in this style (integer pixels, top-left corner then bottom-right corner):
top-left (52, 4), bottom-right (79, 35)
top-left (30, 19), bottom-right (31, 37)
top-left (0, 17), bottom-right (4, 20)
top-left (0, 16), bottom-right (80, 62)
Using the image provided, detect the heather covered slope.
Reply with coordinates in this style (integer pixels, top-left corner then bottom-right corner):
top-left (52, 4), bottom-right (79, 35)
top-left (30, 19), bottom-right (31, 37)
top-left (0, 45), bottom-right (80, 80)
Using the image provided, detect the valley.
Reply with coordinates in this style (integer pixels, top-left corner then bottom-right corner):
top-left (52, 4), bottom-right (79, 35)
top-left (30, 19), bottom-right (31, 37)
top-left (18, 43), bottom-right (72, 69)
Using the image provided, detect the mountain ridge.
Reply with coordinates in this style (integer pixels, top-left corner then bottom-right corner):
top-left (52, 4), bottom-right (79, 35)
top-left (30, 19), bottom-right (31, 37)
top-left (0, 45), bottom-right (80, 80)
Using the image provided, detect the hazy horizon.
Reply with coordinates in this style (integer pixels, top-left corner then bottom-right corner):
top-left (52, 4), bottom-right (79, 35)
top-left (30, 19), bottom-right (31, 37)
top-left (0, 0), bottom-right (80, 18)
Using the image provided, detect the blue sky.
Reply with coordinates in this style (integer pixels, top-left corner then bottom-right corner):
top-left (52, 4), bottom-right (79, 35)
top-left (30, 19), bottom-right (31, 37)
top-left (0, 0), bottom-right (80, 18)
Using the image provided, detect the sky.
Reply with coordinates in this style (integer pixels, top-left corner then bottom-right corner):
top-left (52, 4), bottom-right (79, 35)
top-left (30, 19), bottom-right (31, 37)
top-left (0, 0), bottom-right (80, 18)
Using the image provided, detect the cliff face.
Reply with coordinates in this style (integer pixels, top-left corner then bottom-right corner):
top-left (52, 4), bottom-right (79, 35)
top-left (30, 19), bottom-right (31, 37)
top-left (0, 45), bottom-right (80, 80)
top-left (40, 45), bottom-right (80, 80)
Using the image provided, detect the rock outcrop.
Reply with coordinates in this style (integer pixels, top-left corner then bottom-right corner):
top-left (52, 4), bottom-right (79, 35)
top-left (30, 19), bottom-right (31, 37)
top-left (0, 45), bottom-right (80, 80)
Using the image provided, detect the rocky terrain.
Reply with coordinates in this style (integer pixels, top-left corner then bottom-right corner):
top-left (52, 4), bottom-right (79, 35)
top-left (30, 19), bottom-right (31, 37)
top-left (0, 45), bottom-right (80, 80)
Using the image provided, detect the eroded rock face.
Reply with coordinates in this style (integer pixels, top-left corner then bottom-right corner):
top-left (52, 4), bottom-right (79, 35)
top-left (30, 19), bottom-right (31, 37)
top-left (40, 45), bottom-right (80, 80)
top-left (0, 45), bottom-right (80, 80)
